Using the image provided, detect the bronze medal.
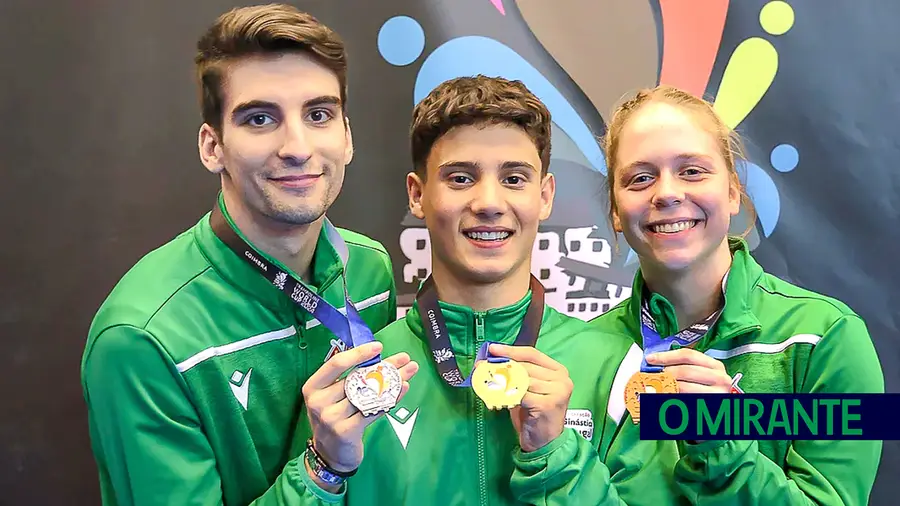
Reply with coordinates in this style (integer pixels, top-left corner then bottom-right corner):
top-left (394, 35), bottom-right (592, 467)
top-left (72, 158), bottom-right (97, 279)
top-left (624, 370), bottom-right (678, 424)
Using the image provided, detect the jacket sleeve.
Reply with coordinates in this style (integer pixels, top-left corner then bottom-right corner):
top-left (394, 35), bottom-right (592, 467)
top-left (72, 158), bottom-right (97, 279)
top-left (509, 425), bottom-right (681, 506)
top-left (82, 324), bottom-right (345, 506)
top-left (672, 315), bottom-right (885, 505)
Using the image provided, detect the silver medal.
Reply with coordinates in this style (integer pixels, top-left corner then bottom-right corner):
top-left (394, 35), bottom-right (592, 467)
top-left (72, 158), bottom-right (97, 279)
top-left (344, 361), bottom-right (402, 416)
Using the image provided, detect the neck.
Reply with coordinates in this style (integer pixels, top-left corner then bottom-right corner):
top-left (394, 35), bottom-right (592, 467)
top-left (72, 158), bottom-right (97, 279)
top-left (222, 189), bottom-right (323, 282)
top-left (430, 262), bottom-right (531, 313)
top-left (642, 241), bottom-right (732, 330)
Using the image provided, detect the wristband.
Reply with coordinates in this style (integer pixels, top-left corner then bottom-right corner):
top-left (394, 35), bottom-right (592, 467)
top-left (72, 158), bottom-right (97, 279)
top-left (305, 438), bottom-right (357, 487)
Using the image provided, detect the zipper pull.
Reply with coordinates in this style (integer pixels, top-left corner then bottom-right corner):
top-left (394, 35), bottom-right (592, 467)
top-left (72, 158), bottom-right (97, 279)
top-left (474, 312), bottom-right (486, 345)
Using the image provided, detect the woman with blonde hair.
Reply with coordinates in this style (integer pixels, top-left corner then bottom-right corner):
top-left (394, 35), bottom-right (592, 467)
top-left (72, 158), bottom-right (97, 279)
top-left (591, 85), bottom-right (883, 505)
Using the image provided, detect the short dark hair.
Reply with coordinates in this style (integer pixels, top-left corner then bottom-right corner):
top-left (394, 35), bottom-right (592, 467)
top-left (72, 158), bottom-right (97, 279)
top-left (410, 75), bottom-right (552, 176)
top-left (195, 3), bottom-right (348, 134)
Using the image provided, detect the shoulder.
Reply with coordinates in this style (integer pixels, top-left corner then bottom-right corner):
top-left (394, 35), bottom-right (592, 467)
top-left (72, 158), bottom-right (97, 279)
top-left (374, 317), bottom-right (413, 339)
top-left (89, 227), bottom-right (211, 335)
top-left (85, 224), bottom-right (239, 367)
top-left (587, 298), bottom-right (634, 339)
top-left (752, 271), bottom-right (861, 328)
top-left (337, 227), bottom-right (391, 261)
top-left (541, 305), bottom-right (637, 357)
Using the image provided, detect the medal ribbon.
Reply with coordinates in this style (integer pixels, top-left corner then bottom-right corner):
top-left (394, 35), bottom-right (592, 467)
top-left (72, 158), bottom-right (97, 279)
top-left (639, 290), bottom-right (724, 373)
top-left (415, 275), bottom-right (544, 388)
top-left (210, 204), bottom-right (380, 367)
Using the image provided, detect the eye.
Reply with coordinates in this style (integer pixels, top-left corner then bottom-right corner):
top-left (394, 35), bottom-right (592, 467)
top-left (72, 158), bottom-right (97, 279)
top-left (307, 109), bottom-right (334, 124)
top-left (504, 174), bottom-right (526, 186)
top-left (629, 174), bottom-right (653, 185)
top-left (681, 166), bottom-right (706, 177)
top-left (247, 114), bottom-right (275, 127)
top-left (452, 174), bottom-right (473, 184)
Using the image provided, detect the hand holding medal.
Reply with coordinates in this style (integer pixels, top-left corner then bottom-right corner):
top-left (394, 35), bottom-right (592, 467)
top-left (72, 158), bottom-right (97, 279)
top-left (645, 348), bottom-right (732, 393)
top-left (625, 296), bottom-right (726, 424)
top-left (486, 343), bottom-right (574, 453)
top-left (416, 275), bottom-right (569, 451)
top-left (210, 205), bottom-right (420, 482)
top-left (301, 342), bottom-right (419, 477)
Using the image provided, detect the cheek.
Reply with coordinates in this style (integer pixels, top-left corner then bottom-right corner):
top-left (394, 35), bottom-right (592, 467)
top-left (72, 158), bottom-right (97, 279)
top-left (422, 191), bottom-right (461, 229)
top-left (612, 194), bottom-right (642, 229)
top-left (224, 133), bottom-right (273, 167)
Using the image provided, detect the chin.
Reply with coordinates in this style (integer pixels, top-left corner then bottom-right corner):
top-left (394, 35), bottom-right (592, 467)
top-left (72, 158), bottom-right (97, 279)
top-left (456, 259), bottom-right (519, 285)
top-left (264, 202), bottom-right (327, 225)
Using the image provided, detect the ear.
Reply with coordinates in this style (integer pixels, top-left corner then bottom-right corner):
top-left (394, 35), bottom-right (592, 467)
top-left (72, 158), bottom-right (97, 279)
top-left (611, 202), bottom-right (623, 233)
top-left (343, 116), bottom-right (354, 165)
top-left (407, 171), bottom-right (426, 220)
top-left (538, 172), bottom-right (556, 221)
top-left (198, 124), bottom-right (225, 174)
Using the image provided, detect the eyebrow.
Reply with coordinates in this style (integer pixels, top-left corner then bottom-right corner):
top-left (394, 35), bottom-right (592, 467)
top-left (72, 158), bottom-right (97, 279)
top-left (622, 153), bottom-right (713, 172)
top-left (437, 160), bottom-right (537, 172)
top-left (229, 95), bottom-right (343, 121)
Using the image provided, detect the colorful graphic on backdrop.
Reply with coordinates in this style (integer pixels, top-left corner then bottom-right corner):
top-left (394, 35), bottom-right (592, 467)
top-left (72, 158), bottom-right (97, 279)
top-left (377, 0), bottom-right (800, 319)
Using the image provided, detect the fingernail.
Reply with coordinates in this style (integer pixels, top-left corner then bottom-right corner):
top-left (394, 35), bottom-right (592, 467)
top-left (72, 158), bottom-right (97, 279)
top-left (646, 353), bottom-right (658, 362)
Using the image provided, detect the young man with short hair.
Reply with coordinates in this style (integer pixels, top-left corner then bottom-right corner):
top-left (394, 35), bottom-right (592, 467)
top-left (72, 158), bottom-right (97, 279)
top-left (81, 5), bottom-right (417, 505)
top-left (300, 75), bottom-right (679, 504)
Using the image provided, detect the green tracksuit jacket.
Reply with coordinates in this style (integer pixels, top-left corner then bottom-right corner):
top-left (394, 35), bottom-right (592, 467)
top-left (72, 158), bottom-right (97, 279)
top-left (81, 195), bottom-right (397, 506)
top-left (589, 238), bottom-right (884, 506)
top-left (327, 293), bottom-right (679, 506)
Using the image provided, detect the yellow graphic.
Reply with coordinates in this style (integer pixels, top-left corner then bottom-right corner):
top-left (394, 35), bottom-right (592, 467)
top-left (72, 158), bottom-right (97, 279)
top-left (365, 366), bottom-right (386, 396)
top-left (713, 0), bottom-right (794, 129)
top-left (760, 0), bottom-right (795, 36)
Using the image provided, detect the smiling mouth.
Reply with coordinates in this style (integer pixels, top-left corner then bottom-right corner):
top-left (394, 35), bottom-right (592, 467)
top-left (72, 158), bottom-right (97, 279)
top-left (463, 230), bottom-right (512, 241)
top-left (648, 220), bottom-right (700, 234)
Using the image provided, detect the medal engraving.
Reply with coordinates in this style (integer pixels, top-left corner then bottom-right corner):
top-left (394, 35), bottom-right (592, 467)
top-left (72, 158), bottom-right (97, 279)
top-left (624, 370), bottom-right (678, 424)
top-left (345, 362), bottom-right (402, 416)
top-left (471, 360), bottom-right (530, 410)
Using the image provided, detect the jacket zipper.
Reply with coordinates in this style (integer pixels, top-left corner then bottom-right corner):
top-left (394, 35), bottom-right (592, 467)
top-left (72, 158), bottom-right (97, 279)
top-left (474, 312), bottom-right (488, 506)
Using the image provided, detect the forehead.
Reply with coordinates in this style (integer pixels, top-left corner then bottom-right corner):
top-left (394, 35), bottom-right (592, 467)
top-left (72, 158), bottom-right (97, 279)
top-left (427, 123), bottom-right (541, 168)
top-left (220, 52), bottom-right (341, 111)
top-left (616, 102), bottom-right (722, 166)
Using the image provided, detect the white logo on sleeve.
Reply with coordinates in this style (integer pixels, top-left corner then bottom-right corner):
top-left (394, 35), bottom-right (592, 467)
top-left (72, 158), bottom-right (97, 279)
top-left (386, 407), bottom-right (419, 449)
top-left (564, 409), bottom-right (594, 441)
top-left (229, 369), bottom-right (252, 410)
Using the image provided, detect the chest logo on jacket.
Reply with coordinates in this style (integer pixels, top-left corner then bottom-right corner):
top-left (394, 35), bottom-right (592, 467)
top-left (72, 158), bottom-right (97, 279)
top-left (386, 406), bottom-right (419, 450)
top-left (564, 409), bottom-right (594, 441)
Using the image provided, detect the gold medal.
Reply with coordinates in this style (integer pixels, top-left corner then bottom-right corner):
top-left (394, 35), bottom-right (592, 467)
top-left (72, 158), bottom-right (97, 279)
top-left (471, 360), bottom-right (529, 410)
top-left (624, 370), bottom-right (678, 424)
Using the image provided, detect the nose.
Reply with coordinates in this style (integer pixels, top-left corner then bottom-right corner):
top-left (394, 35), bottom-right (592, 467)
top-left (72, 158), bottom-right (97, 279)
top-left (651, 171), bottom-right (686, 208)
top-left (470, 178), bottom-right (507, 218)
top-left (277, 116), bottom-right (313, 166)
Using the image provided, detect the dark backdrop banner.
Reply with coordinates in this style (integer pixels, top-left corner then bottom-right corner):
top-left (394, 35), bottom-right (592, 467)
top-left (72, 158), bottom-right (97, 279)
top-left (1, 0), bottom-right (896, 504)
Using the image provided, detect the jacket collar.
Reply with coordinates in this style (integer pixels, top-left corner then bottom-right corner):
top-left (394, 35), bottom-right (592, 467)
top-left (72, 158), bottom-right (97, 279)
top-left (194, 193), bottom-right (343, 312)
top-left (626, 237), bottom-right (762, 348)
top-left (405, 288), bottom-right (548, 356)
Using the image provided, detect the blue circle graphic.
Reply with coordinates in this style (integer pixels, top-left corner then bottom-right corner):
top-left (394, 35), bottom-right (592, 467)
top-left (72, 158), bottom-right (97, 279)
top-left (378, 16), bottom-right (425, 67)
top-left (770, 143), bottom-right (799, 172)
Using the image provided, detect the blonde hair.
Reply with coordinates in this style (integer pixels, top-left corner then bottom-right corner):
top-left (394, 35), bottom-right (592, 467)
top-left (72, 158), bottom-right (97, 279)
top-left (601, 85), bottom-right (756, 236)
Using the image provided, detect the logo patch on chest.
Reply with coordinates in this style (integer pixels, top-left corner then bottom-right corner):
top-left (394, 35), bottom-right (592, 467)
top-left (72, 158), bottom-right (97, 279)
top-left (324, 338), bottom-right (347, 362)
top-left (564, 409), bottom-right (594, 441)
top-left (730, 372), bottom-right (745, 394)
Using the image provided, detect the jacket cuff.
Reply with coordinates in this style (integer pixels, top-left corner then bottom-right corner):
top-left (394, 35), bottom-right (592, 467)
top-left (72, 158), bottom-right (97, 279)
top-left (513, 428), bottom-right (575, 467)
top-left (289, 456), bottom-right (346, 503)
